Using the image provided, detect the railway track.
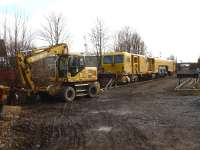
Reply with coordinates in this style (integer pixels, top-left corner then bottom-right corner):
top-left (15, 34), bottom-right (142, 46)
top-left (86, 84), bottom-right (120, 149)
top-left (175, 77), bottom-right (200, 95)
top-left (101, 76), bottom-right (170, 92)
top-left (2, 76), bottom-right (171, 105)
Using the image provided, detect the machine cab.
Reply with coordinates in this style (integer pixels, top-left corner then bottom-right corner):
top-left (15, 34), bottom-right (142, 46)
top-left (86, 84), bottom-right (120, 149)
top-left (57, 55), bottom-right (85, 79)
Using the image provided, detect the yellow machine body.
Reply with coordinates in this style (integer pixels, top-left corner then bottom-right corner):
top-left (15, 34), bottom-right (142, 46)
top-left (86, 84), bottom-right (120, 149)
top-left (101, 51), bottom-right (176, 81)
top-left (153, 58), bottom-right (176, 74)
top-left (15, 43), bottom-right (100, 101)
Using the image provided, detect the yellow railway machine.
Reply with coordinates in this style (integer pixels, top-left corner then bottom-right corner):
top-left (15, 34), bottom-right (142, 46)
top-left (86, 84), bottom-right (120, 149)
top-left (100, 51), bottom-right (176, 84)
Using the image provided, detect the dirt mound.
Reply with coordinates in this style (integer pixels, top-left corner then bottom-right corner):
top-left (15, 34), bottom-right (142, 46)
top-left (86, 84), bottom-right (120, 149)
top-left (11, 117), bottom-right (85, 150)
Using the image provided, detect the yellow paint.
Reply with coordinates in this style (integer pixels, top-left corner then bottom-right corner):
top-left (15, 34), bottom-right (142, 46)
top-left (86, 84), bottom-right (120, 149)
top-left (154, 58), bottom-right (176, 73)
top-left (66, 67), bottom-right (97, 82)
top-left (102, 51), bottom-right (176, 76)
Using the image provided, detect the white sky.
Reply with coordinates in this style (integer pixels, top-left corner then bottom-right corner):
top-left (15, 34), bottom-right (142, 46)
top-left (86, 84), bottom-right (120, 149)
top-left (1, 0), bottom-right (200, 62)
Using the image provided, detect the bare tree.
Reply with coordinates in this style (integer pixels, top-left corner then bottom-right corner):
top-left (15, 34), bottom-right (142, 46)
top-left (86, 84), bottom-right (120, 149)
top-left (167, 54), bottom-right (176, 60)
top-left (146, 50), bottom-right (153, 57)
top-left (83, 35), bottom-right (90, 55)
top-left (197, 57), bottom-right (200, 68)
top-left (114, 26), bottom-right (146, 55)
top-left (0, 11), bottom-right (33, 56)
top-left (0, 11), bottom-right (9, 47)
top-left (39, 13), bottom-right (68, 45)
top-left (89, 18), bottom-right (108, 67)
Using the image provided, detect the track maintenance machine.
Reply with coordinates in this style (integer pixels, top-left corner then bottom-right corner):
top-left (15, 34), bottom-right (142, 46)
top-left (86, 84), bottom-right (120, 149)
top-left (98, 51), bottom-right (176, 88)
top-left (0, 43), bottom-right (100, 103)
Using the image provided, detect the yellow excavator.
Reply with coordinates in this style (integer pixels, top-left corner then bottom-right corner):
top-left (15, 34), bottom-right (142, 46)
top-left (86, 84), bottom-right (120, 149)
top-left (1, 43), bottom-right (100, 102)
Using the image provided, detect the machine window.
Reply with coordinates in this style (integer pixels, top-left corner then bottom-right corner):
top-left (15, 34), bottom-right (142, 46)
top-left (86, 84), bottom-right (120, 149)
top-left (68, 56), bottom-right (79, 75)
top-left (79, 57), bottom-right (85, 68)
top-left (134, 57), bottom-right (138, 63)
top-left (58, 56), bottom-right (68, 77)
top-left (46, 56), bottom-right (57, 77)
top-left (103, 56), bottom-right (113, 64)
top-left (68, 56), bottom-right (85, 76)
top-left (114, 55), bottom-right (124, 63)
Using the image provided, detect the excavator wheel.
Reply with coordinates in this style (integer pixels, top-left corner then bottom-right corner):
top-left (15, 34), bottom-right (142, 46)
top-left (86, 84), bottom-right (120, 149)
top-left (88, 83), bottom-right (98, 98)
top-left (63, 86), bottom-right (76, 102)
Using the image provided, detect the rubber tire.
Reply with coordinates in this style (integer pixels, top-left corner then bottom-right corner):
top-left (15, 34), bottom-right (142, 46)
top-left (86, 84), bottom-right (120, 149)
top-left (88, 84), bottom-right (98, 98)
top-left (63, 86), bottom-right (76, 102)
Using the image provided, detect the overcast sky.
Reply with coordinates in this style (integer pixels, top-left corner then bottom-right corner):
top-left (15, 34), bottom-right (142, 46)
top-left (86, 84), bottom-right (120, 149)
top-left (0, 0), bottom-right (200, 62)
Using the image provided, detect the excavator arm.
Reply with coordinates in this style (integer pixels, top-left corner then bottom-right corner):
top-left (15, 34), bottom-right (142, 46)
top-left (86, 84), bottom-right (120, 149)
top-left (16, 43), bottom-right (68, 93)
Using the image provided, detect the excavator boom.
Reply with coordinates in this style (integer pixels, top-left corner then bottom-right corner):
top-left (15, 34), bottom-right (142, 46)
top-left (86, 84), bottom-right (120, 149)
top-left (16, 43), bottom-right (68, 92)
top-left (27, 44), bottom-right (68, 63)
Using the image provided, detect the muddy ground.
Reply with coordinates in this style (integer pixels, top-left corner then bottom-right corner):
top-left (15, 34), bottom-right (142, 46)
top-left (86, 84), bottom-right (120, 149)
top-left (1, 77), bottom-right (200, 150)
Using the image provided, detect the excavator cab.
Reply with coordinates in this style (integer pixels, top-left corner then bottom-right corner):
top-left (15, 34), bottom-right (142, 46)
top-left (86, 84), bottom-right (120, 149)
top-left (58, 55), bottom-right (85, 78)
top-left (47, 54), bottom-right (100, 102)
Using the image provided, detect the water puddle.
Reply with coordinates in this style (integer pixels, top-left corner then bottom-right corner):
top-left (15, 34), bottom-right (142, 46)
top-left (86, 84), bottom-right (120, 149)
top-left (90, 109), bottom-right (132, 116)
top-left (97, 126), bottom-right (112, 132)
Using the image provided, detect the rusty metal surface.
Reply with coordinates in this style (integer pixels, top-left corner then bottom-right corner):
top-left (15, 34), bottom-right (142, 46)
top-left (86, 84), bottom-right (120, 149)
top-left (0, 70), bottom-right (17, 82)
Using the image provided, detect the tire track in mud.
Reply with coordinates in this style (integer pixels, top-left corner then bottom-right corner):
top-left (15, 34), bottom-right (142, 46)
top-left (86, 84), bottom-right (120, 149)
top-left (3, 77), bottom-right (193, 150)
top-left (8, 99), bottom-right (157, 150)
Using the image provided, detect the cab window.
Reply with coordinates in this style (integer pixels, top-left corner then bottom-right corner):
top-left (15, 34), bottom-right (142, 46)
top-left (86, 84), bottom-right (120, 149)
top-left (69, 56), bottom-right (79, 73)
top-left (46, 56), bottom-right (57, 77)
top-left (134, 57), bottom-right (138, 63)
top-left (103, 56), bottom-right (113, 64)
top-left (58, 56), bottom-right (68, 77)
top-left (114, 55), bottom-right (124, 63)
top-left (79, 57), bottom-right (85, 68)
top-left (68, 56), bottom-right (85, 76)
